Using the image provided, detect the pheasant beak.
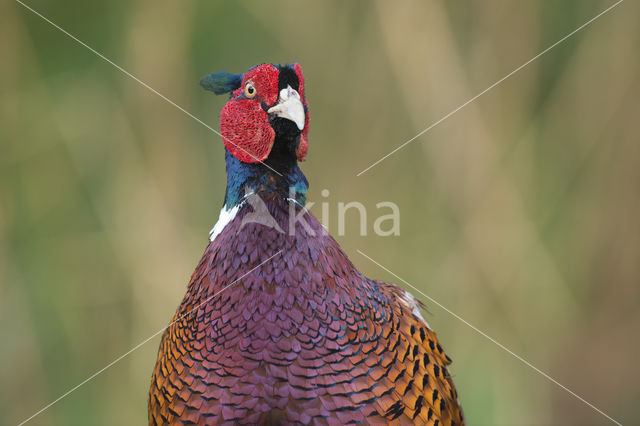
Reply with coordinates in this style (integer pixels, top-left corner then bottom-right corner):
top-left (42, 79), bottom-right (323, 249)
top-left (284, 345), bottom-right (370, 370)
top-left (267, 85), bottom-right (305, 130)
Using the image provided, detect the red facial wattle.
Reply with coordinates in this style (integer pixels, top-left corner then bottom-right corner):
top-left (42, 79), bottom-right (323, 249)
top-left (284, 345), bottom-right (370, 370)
top-left (293, 63), bottom-right (309, 162)
top-left (220, 65), bottom-right (279, 163)
top-left (220, 99), bottom-right (275, 163)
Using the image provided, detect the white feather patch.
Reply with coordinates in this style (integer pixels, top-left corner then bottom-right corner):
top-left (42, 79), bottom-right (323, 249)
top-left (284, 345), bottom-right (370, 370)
top-left (209, 204), bottom-right (241, 242)
top-left (401, 290), bottom-right (430, 329)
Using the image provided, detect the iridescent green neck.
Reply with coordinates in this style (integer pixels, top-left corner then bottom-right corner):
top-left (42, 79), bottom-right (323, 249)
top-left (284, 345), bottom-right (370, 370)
top-left (223, 150), bottom-right (308, 209)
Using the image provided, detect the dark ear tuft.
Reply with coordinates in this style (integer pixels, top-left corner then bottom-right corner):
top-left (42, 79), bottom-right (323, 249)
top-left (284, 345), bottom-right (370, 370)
top-left (200, 72), bottom-right (243, 95)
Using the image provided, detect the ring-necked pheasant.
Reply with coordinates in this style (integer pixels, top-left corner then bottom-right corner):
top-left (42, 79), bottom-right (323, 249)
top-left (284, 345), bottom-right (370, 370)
top-left (149, 63), bottom-right (464, 425)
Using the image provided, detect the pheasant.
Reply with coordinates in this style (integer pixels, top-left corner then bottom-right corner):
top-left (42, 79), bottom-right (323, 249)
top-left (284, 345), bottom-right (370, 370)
top-left (149, 63), bottom-right (464, 425)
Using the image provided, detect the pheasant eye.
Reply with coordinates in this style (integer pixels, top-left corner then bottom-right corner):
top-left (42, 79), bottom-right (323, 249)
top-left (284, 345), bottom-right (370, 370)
top-left (244, 83), bottom-right (256, 98)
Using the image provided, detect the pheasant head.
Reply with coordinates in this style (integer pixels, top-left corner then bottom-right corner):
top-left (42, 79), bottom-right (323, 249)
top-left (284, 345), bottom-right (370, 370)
top-left (201, 63), bottom-right (309, 165)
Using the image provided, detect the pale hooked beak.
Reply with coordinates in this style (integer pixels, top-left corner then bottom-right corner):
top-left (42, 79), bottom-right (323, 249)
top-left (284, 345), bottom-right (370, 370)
top-left (267, 85), bottom-right (305, 130)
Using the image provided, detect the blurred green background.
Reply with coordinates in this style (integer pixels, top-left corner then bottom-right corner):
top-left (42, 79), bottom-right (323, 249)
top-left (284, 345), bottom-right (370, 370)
top-left (2, 0), bottom-right (639, 424)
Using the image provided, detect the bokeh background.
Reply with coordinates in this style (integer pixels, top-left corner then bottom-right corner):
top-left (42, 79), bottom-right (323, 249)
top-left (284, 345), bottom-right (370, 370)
top-left (2, 0), bottom-right (639, 424)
